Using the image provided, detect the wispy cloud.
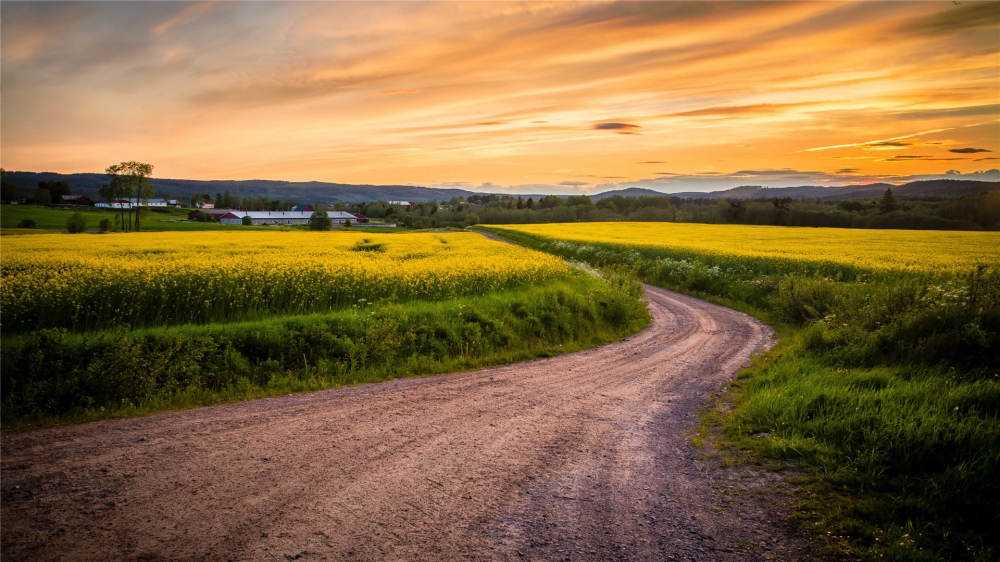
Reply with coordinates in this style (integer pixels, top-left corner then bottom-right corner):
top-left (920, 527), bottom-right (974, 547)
top-left (665, 102), bottom-right (820, 118)
top-left (878, 155), bottom-right (966, 162)
top-left (804, 129), bottom-right (954, 152)
top-left (950, 147), bottom-right (992, 153)
top-left (593, 122), bottom-right (641, 132)
top-left (0, 1), bottom-right (997, 187)
top-left (378, 89), bottom-right (423, 96)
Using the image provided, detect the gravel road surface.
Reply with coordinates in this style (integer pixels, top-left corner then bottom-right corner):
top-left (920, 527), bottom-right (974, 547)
top-left (2, 286), bottom-right (823, 561)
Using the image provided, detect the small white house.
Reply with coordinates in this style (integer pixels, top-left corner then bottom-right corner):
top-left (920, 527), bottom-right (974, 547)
top-left (196, 200), bottom-right (215, 209)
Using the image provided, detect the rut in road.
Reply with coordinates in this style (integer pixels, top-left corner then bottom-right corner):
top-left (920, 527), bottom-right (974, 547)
top-left (2, 286), bottom-right (821, 561)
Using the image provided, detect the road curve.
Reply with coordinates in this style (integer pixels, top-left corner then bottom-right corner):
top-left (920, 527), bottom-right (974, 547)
top-left (2, 286), bottom-right (814, 562)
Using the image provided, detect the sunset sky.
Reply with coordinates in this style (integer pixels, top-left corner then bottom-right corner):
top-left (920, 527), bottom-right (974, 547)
top-left (2, 1), bottom-right (998, 194)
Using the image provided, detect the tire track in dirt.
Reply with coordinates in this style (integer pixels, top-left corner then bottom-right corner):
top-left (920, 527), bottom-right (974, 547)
top-left (2, 286), bottom-right (822, 561)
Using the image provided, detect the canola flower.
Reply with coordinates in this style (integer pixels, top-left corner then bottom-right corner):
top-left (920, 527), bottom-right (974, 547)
top-left (485, 222), bottom-right (1000, 274)
top-left (1, 231), bottom-right (568, 332)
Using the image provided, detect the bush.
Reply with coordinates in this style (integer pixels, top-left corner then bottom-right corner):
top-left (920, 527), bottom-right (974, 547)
top-left (67, 212), bottom-right (87, 233)
top-left (194, 211), bottom-right (211, 222)
top-left (98, 218), bottom-right (111, 233)
top-left (241, 215), bottom-right (252, 226)
top-left (775, 276), bottom-right (836, 325)
top-left (0, 275), bottom-right (649, 424)
top-left (463, 213), bottom-right (480, 227)
top-left (309, 210), bottom-right (332, 231)
top-left (16, 219), bottom-right (36, 229)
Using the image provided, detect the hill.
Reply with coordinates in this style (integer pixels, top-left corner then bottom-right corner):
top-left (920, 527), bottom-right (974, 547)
top-left (0, 171), bottom-right (477, 204)
top-left (589, 188), bottom-right (672, 201)
top-left (602, 178), bottom-right (1000, 201)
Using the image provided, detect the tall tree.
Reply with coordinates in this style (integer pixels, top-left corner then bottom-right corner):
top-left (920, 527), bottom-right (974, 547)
top-left (878, 187), bottom-right (898, 215)
top-left (1, 168), bottom-right (19, 202)
top-left (40, 180), bottom-right (72, 203)
top-left (106, 161), bottom-right (154, 232)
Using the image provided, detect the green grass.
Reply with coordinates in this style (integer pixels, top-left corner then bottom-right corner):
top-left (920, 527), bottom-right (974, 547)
top-left (476, 225), bottom-right (1000, 562)
top-left (0, 204), bottom-right (262, 231)
top-left (0, 205), bottom-right (407, 233)
top-left (1, 270), bottom-right (650, 430)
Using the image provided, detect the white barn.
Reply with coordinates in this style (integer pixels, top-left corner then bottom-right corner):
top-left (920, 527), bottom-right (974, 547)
top-left (218, 210), bottom-right (362, 226)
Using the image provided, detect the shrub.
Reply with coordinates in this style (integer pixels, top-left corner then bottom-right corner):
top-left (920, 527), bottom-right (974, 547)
top-left (241, 215), bottom-right (252, 226)
top-left (16, 219), bottom-right (36, 229)
top-left (98, 218), bottom-right (110, 233)
top-left (67, 212), bottom-right (87, 233)
top-left (309, 210), bottom-right (332, 231)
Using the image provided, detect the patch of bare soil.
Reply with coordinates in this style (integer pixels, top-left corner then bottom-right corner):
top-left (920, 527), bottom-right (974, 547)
top-left (2, 286), bottom-right (824, 561)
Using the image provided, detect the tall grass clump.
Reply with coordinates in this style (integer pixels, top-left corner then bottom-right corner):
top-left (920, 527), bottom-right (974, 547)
top-left (479, 224), bottom-right (1000, 562)
top-left (1, 270), bottom-right (649, 428)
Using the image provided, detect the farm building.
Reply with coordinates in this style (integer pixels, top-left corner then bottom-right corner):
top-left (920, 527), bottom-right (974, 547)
top-left (119, 198), bottom-right (168, 207)
top-left (128, 198), bottom-right (167, 207)
top-left (218, 210), bottom-right (366, 226)
top-left (291, 204), bottom-right (315, 212)
top-left (95, 199), bottom-right (133, 209)
top-left (196, 200), bottom-right (215, 209)
top-left (59, 195), bottom-right (95, 206)
top-left (188, 209), bottom-right (233, 221)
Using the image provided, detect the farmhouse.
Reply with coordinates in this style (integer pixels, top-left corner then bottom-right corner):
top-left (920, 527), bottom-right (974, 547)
top-left (196, 200), bottom-right (215, 209)
top-left (187, 209), bottom-right (232, 221)
top-left (59, 195), bottom-right (94, 206)
top-left (218, 210), bottom-right (366, 226)
top-left (291, 204), bottom-right (315, 212)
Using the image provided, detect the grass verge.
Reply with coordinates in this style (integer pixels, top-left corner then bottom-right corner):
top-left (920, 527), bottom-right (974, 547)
top-left (1, 270), bottom-right (649, 430)
top-left (477, 225), bottom-right (999, 562)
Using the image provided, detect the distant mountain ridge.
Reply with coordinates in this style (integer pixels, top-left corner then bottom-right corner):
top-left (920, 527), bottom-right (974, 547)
top-left (5, 171), bottom-right (998, 204)
top-left (593, 179), bottom-right (1000, 201)
top-left (1, 171), bottom-right (478, 204)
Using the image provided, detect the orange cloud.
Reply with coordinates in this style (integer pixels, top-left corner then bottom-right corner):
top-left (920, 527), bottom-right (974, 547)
top-left (378, 89), bottom-right (424, 96)
top-left (0, 1), bottom-right (997, 192)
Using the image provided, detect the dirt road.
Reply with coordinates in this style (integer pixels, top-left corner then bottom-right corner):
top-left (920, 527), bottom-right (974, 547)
top-left (2, 286), bottom-right (821, 561)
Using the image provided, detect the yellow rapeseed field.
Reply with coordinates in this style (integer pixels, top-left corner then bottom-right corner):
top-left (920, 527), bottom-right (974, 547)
top-left (1, 231), bottom-right (568, 331)
top-left (485, 222), bottom-right (1000, 273)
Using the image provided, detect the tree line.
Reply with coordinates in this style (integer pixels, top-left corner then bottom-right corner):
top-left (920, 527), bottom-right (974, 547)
top-left (354, 188), bottom-right (999, 231)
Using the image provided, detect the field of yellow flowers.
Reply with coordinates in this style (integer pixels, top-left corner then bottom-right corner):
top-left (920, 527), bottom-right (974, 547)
top-left (1, 231), bottom-right (569, 332)
top-left (485, 222), bottom-right (999, 274)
